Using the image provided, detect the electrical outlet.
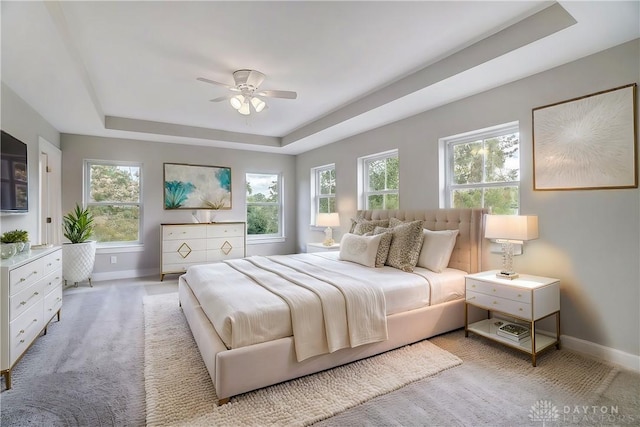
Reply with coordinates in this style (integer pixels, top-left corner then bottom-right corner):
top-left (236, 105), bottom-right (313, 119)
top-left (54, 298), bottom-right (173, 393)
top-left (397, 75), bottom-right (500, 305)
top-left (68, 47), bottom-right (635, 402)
top-left (110, 256), bottom-right (117, 264)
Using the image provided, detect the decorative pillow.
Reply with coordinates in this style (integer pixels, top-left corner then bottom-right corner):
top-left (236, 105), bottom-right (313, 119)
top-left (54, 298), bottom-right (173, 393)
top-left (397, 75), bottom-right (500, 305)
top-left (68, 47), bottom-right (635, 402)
top-left (417, 229), bottom-right (459, 273)
top-left (388, 217), bottom-right (405, 227)
top-left (352, 219), bottom-right (390, 235)
top-left (339, 233), bottom-right (384, 267)
top-left (383, 220), bottom-right (424, 272)
top-left (371, 227), bottom-right (393, 267)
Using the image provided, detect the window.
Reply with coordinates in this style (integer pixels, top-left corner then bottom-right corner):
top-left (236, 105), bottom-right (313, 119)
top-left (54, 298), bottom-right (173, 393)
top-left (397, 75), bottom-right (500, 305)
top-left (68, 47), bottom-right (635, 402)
top-left (246, 172), bottom-right (283, 239)
top-left (311, 164), bottom-right (336, 225)
top-left (443, 122), bottom-right (519, 214)
top-left (85, 160), bottom-right (142, 246)
top-left (360, 150), bottom-right (399, 210)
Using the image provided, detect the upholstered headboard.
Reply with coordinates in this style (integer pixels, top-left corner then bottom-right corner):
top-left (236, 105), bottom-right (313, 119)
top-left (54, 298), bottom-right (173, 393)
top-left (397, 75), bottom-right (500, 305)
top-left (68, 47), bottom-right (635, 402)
top-left (355, 208), bottom-right (487, 274)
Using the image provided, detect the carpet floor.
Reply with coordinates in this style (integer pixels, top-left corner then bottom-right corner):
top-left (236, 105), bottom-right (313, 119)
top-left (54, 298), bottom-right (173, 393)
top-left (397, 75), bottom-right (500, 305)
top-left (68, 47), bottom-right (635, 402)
top-left (144, 292), bottom-right (462, 426)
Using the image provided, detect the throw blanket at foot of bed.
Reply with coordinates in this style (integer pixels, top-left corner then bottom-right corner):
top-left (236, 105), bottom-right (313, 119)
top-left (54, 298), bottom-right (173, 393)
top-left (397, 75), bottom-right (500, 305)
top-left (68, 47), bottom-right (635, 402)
top-left (223, 256), bottom-right (388, 361)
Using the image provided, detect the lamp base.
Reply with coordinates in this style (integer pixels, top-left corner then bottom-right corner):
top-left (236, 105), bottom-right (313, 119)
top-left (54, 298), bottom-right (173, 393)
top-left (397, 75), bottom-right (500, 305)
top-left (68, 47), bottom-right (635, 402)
top-left (496, 271), bottom-right (519, 280)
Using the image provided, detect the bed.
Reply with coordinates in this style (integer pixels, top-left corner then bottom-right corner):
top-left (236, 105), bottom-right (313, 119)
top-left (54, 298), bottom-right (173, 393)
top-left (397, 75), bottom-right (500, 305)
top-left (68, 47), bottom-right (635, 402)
top-left (178, 208), bottom-right (486, 405)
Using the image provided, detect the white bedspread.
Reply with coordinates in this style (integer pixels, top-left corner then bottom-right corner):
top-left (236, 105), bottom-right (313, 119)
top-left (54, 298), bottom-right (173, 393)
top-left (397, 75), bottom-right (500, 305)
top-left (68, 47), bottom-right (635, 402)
top-left (183, 253), bottom-right (465, 361)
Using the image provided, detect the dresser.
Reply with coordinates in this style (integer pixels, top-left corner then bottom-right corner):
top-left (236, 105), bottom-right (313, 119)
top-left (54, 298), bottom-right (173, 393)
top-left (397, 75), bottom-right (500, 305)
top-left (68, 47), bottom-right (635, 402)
top-left (161, 222), bottom-right (246, 280)
top-left (1, 246), bottom-right (63, 390)
top-left (464, 270), bottom-right (560, 366)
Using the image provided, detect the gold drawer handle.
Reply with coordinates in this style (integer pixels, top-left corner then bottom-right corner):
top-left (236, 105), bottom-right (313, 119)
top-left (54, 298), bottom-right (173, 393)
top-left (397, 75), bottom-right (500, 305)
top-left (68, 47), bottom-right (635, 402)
top-left (519, 308), bottom-right (523, 311)
top-left (21, 291), bottom-right (40, 304)
top-left (492, 288), bottom-right (496, 292)
top-left (518, 294), bottom-right (522, 297)
top-left (493, 301), bottom-right (498, 305)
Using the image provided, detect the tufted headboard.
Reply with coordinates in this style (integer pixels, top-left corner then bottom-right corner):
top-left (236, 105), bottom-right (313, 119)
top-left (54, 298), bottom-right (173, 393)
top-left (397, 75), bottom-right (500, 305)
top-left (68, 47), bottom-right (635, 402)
top-left (355, 208), bottom-right (487, 274)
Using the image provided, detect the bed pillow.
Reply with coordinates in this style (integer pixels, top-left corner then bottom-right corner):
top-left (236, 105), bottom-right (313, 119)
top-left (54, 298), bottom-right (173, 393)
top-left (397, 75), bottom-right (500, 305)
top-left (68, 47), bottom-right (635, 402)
top-left (417, 229), bottom-right (459, 273)
top-left (339, 233), bottom-right (384, 267)
top-left (352, 218), bottom-right (390, 235)
top-left (383, 220), bottom-right (424, 272)
top-left (371, 228), bottom-right (393, 267)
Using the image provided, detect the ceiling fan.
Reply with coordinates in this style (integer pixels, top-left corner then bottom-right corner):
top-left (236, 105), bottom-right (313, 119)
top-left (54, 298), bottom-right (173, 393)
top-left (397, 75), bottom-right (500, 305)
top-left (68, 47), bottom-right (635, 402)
top-left (197, 70), bottom-right (297, 115)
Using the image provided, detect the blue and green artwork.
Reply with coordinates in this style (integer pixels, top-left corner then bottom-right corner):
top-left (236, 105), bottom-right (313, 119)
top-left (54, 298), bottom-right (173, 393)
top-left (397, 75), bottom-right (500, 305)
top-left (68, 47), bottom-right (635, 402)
top-left (163, 163), bottom-right (232, 210)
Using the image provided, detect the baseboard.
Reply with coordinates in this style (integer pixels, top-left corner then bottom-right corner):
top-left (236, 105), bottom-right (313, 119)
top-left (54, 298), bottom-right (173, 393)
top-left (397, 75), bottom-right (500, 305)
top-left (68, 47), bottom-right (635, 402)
top-left (91, 268), bottom-right (159, 283)
top-left (561, 334), bottom-right (640, 373)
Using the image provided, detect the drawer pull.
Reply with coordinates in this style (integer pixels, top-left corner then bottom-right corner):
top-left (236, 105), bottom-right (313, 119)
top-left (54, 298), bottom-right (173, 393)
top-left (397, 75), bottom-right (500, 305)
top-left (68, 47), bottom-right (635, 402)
top-left (21, 291), bottom-right (41, 305)
top-left (47, 262), bottom-right (52, 267)
top-left (492, 288), bottom-right (496, 292)
top-left (20, 339), bottom-right (25, 344)
top-left (18, 271), bottom-right (38, 282)
top-left (518, 294), bottom-right (522, 298)
top-left (18, 329), bottom-right (25, 335)
top-left (519, 308), bottom-right (523, 311)
top-left (467, 296), bottom-right (476, 300)
top-left (493, 301), bottom-right (498, 305)
top-left (471, 284), bottom-right (476, 288)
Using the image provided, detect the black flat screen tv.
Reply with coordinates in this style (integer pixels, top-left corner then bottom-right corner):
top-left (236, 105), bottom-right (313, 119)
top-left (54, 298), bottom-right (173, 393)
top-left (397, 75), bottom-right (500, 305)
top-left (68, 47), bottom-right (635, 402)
top-left (1, 130), bottom-right (29, 213)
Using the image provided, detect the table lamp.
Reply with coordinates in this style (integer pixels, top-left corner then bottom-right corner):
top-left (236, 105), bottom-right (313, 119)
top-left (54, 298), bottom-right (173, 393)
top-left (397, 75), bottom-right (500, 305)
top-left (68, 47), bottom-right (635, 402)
top-left (484, 214), bottom-right (538, 279)
top-left (316, 213), bottom-right (340, 246)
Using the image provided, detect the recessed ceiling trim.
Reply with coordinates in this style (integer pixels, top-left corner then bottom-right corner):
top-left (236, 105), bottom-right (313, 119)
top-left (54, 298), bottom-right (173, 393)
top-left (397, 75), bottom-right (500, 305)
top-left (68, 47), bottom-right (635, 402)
top-left (105, 116), bottom-right (281, 147)
top-left (281, 2), bottom-right (576, 148)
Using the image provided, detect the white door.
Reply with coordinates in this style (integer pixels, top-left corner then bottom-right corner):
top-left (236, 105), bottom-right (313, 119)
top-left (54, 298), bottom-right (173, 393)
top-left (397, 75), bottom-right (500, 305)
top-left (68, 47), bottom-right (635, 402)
top-left (38, 137), bottom-right (62, 245)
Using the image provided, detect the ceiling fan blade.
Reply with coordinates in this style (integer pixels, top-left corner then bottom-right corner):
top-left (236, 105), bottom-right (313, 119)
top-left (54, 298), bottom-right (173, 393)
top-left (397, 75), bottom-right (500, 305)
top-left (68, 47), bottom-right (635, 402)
top-left (197, 77), bottom-right (234, 89)
top-left (257, 90), bottom-right (297, 100)
top-left (210, 95), bottom-right (230, 102)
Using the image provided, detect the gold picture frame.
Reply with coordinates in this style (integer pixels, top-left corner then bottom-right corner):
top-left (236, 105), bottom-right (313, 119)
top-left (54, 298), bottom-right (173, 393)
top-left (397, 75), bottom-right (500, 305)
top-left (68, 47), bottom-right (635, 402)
top-left (532, 83), bottom-right (637, 190)
top-left (163, 163), bottom-right (232, 210)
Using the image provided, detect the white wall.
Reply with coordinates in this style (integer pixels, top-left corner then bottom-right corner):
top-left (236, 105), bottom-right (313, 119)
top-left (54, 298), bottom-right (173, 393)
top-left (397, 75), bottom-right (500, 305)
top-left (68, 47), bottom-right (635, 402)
top-left (0, 83), bottom-right (60, 241)
top-left (296, 39), bottom-right (640, 359)
top-left (61, 135), bottom-right (297, 279)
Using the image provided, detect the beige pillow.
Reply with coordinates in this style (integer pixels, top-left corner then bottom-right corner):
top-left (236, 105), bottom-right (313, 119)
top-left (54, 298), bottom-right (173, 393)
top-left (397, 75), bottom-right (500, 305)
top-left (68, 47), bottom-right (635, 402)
top-left (383, 220), bottom-right (424, 272)
top-left (352, 218), bottom-right (390, 235)
top-left (417, 229), bottom-right (459, 273)
top-left (339, 233), bottom-right (383, 267)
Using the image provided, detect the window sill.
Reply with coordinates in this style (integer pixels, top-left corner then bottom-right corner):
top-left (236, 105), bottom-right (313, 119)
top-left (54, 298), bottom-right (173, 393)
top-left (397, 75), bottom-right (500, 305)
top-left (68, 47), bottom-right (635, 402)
top-left (96, 244), bottom-right (144, 254)
top-left (247, 236), bottom-right (286, 245)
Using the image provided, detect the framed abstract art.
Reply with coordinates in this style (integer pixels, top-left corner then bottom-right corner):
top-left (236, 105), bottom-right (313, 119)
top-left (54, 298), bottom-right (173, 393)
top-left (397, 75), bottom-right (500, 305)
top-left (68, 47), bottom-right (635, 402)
top-left (163, 163), bottom-right (232, 210)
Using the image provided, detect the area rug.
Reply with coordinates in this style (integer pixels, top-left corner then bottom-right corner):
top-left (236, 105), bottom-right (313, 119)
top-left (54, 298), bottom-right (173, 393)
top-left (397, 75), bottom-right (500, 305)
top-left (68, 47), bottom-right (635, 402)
top-left (143, 292), bottom-right (462, 426)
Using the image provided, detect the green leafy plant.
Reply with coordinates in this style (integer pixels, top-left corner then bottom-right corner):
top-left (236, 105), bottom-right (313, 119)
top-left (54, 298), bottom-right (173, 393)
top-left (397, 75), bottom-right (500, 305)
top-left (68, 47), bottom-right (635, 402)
top-left (1, 229), bottom-right (29, 243)
top-left (63, 204), bottom-right (94, 244)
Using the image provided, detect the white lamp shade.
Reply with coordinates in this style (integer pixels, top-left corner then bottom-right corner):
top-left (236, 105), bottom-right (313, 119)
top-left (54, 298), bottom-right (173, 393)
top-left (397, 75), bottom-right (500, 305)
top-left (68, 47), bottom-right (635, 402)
top-left (251, 96), bottom-right (266, 112)
top-left (485, 215), bottom-right (538, 242)
top-left (230, 95), bottom-right (245, 110)
top-left (316, 213), bottom-right (340, 228)
top-left (238, 101), bottom-right (251, 115)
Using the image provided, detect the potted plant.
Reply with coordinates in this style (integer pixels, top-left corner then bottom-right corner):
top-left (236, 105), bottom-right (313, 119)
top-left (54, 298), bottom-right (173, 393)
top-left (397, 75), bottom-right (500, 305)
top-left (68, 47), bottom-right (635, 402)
top-left (62, 204), bottom-right (96, 287)
top-left (1, 229), bottom-right (30, 253)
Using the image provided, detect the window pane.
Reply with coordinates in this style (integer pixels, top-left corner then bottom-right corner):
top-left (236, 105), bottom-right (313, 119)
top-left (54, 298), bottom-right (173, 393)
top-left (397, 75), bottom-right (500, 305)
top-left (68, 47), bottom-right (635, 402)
top-left (368, 194), bottom-right (383, 210)
top-left (453, 141), bottom-right (483, 185)
top-left (246, 173), bottom-right (278, 202)
top-left (319, 169), bottom-right (335, 195)
top-left (485, 186), bottom-right (519, 214)
top-left (319, 197), bottom-right (329, 214)
top-left (484, 133), bottom-right (519, 183)
top-left (385, 193), bottom-right (399, 210)
top-left (386, 157), bottom-right (399, 190)
top-left (90, 164), bottom-right (140, 203)
top-left (367, 159), bottom-right (386, 191)
top-left (88, 205), bottom-right (139, 243)
top-left (247, 205), bottom-right (279, 235)
top-left (452, 188), bottom-right (483, 209)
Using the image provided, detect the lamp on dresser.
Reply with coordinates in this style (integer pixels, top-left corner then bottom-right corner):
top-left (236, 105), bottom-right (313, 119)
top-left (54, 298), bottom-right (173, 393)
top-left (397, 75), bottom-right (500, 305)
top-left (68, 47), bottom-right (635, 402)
top-left (316, 213), bottom-right (340, 246)
top-left (484, 214), bottom-right (538, 279)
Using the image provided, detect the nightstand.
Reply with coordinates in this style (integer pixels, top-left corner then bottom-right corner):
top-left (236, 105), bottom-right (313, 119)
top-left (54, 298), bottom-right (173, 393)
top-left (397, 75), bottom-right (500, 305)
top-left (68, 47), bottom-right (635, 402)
top-left (306, 242), bottom-right (340, 253)
top-left (464, 270), bottom-right (560, 366)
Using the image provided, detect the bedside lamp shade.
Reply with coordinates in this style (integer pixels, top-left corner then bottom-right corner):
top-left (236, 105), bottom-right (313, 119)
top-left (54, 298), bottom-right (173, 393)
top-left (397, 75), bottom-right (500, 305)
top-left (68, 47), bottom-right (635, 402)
top-left (316, 213), bottom-right (340, 246)
top-left (485, 215), bottom-right (538, 279)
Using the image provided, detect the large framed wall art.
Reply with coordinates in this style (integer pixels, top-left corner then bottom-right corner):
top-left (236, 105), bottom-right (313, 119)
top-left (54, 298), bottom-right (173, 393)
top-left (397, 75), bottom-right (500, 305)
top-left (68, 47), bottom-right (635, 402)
top-left (532, 83), bottom-right (637, 191)
top-left (163, 163), bottom-right (232, 209)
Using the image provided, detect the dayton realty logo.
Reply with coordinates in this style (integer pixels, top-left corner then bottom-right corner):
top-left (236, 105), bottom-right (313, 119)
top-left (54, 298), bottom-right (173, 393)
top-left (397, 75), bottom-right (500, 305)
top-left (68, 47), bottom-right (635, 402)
top-left (529, 400), bottom-right (560, 426)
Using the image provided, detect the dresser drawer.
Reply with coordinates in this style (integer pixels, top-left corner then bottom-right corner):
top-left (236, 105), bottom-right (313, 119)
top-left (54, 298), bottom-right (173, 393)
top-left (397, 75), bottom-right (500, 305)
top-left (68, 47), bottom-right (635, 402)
top-left (9, 259), bottom-right (44, 296)
top-left (162, 262), bottom-right (203, 275)
top-left (10, 301), bottom-right (44, 365)
top-left (10, 280), bottom-right (46, 322)
top-left (163, 250), bottom-right (207, 265)
top-left (206, 236), bottom-right (244, 251)
top-left (162, 225), bottom-right (206, 241)
top-left (466, 278), bottom-right (531, 304)
top-left (163, 239), bottom-right (207, 253)
top-left (42, 250), bottom-right (63, 276)
top-left (207, 247), bottom-right (246, 262)
top-left (44, 284), bottom-right (63, 321)
top-left (207, 224), bottom-right (245, 238)
top-left (466, 290), bottom-right (532, 319)
top-left (42, 268), bottom-right (63, 295)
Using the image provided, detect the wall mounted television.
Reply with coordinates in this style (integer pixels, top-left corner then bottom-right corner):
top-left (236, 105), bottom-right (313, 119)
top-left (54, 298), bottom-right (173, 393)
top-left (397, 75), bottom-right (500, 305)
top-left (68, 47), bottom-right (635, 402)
top-left (1, 130), bottom-right (29, 213)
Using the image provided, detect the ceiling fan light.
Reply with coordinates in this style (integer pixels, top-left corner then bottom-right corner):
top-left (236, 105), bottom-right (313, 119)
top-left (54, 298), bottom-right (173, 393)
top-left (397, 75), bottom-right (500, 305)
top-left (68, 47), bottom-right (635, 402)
top-left (238, 101), bottom-right (251, 115)
top-left (251, 97), bottom-right (266, 113)
top-left (230, 95), bottom-right (244, 110)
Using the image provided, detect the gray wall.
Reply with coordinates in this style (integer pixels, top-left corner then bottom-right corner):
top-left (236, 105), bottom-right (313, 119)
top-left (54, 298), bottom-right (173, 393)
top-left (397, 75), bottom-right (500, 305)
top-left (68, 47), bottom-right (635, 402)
top-left (61, 135), bottom-right (297, 278)
top-left (0, 83), bottom-right (60, 241)
top-left (296, 39), bottom-right (640, 357)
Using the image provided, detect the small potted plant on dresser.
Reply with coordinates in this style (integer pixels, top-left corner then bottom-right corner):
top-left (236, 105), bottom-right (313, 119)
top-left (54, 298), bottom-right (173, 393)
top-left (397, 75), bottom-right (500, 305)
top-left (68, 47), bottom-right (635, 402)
top-left (1, 229), bottom-right (30, 256)
top-left (62, 204), bottom-right (96, 287)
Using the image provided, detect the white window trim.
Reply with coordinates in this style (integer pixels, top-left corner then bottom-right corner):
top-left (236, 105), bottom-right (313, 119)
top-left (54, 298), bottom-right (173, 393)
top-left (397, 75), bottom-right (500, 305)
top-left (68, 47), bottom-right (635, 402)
top-left (358, 149), bottom-right (399, 210)
top-left (310, 163), bottom-right (336, 228)
top-left (84, 159), bottom-right (143, 250)
top-left (246, 172), bottom-right (284, 242)
top-left (441, 121), bottom-right (520, 211)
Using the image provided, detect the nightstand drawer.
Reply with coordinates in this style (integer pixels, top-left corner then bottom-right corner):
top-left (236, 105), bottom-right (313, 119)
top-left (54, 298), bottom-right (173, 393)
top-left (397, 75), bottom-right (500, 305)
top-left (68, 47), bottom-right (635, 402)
top-left (466, 290), bottom-right (532, 319)
top-left (466, 278), bottom-right (531, 304)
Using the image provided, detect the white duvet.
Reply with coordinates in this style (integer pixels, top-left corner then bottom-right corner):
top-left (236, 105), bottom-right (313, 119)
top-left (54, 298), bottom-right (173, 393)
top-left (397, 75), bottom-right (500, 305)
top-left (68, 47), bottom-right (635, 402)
top-left (183, 252), bottom-right (466, 361)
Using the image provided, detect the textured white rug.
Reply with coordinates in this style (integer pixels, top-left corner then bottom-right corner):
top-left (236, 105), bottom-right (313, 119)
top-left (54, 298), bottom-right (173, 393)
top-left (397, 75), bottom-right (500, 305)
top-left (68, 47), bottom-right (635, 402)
top-left (143, 292), bottom-right (462, 426)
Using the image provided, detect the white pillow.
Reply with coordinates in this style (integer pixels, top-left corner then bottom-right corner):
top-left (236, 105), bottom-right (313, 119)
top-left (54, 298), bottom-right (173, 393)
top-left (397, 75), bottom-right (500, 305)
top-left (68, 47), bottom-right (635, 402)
top-left (339, 233), bottom-right (383, 267)
top-left (417, 229), bottom-right (459, 273)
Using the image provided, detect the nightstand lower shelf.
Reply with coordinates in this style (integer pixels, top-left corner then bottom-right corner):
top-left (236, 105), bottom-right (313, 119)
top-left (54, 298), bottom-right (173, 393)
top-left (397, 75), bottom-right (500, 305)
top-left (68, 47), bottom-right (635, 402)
top-left (466, 318), bottom-right (558, 354)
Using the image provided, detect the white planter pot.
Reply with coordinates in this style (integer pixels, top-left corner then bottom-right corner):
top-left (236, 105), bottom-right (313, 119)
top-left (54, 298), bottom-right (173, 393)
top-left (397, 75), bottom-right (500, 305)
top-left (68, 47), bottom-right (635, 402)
top-left (62, 241), bottom-right (96, 286)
